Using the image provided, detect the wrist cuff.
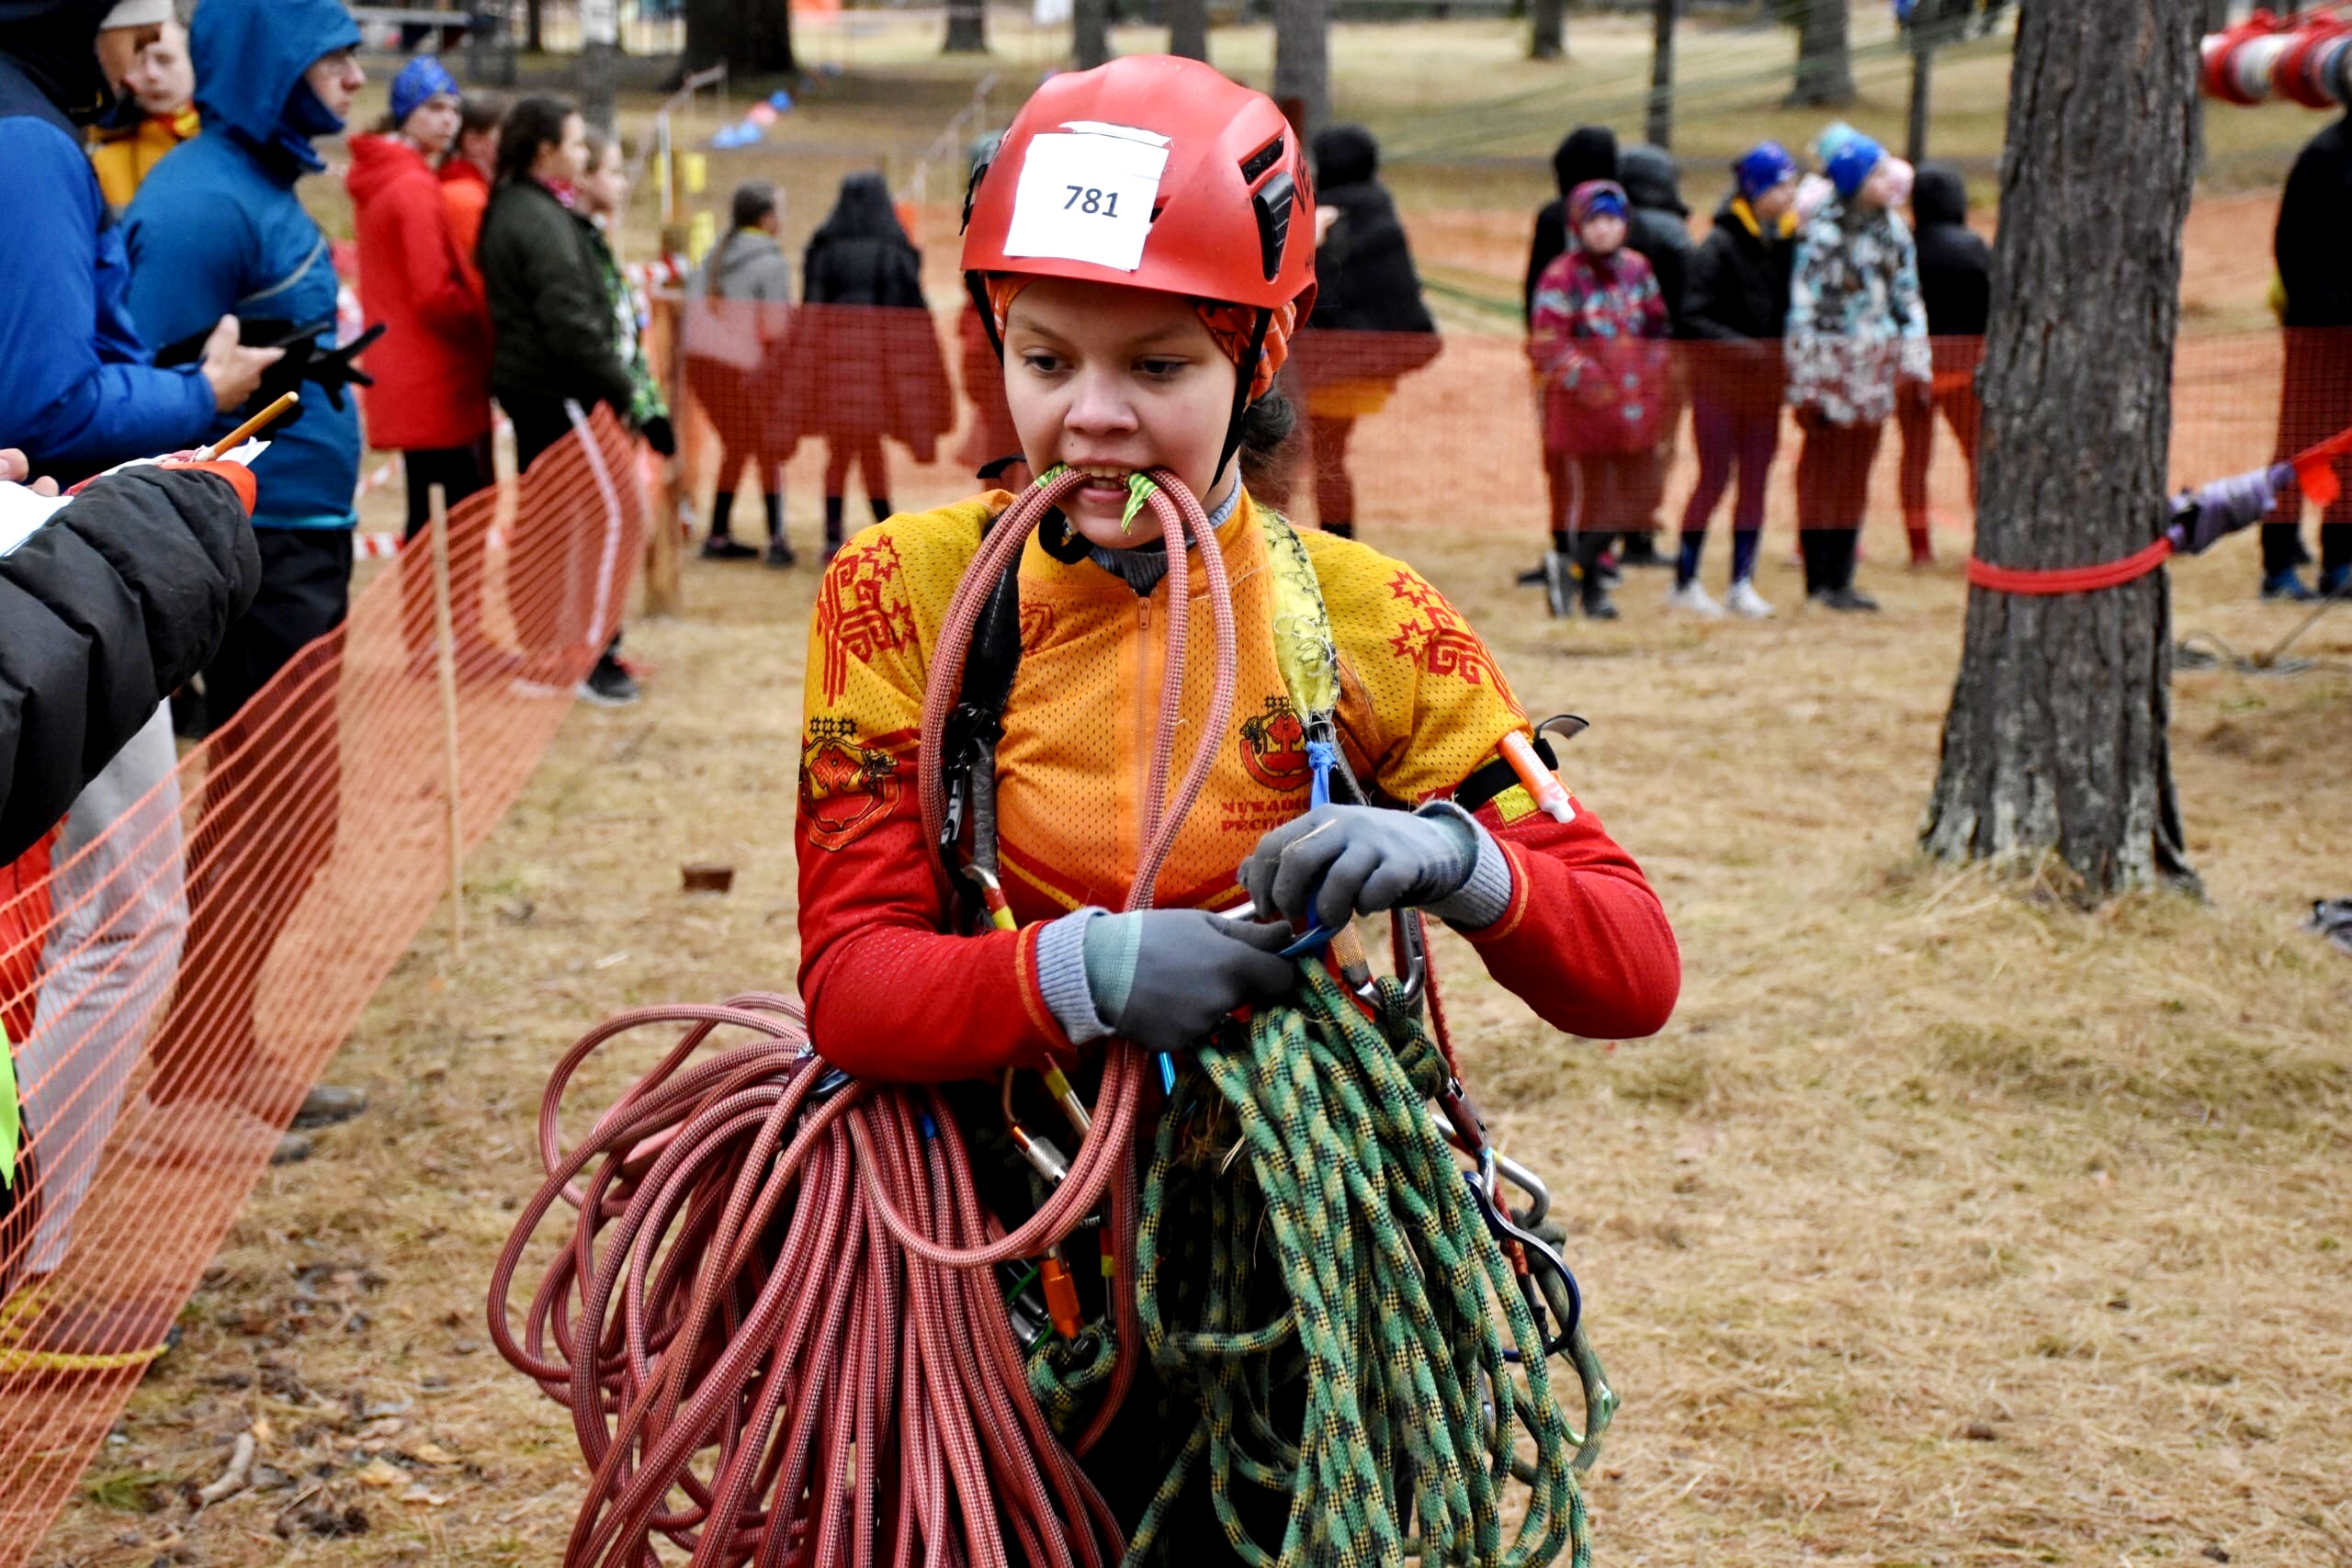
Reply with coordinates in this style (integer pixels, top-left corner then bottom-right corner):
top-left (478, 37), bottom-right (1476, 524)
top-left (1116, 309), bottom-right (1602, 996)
top-left (1036, 909), bottom-right (1113, 1045)
top-left (1416, 800), bottom-right (1514, 931)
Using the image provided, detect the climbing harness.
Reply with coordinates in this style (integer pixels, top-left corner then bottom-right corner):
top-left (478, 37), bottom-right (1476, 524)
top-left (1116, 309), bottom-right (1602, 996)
top-left (492, 465), bottom-right (1617, 1566)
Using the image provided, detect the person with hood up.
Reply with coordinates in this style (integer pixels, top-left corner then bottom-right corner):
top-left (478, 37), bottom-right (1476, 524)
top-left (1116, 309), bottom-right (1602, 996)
top-left (684, 180), bottom-right (799, 565)
top-left (1528, 179), bottom-right (1670, 620)
top-left (790, 172), bottom-right (953, 560)
top-left (2260, 112), bottom-right (2352, 601)
top-left (119, 0), bottom-right (376, 1163)
top-left (0, 0), bottom-right (276, 475)
top-left (1783, 130), bottom-right (1929, 613)
top-left (476, 93), bottom-right (644, 705)
top-left (349, 54), bottom-right (497, 660)
top-left (1523, 124), bottom-right (1620, 325)
top-left (1670, 140), bottom-right (1801, 619)
top-left (89, 2), bottom-right (198, 214)
top-left (1617, 142), bottom-right (1695, 568)
top-left (1293, 123), bottom-right (1439, 541)
top-left (1894, 161), bottom-right (1988, 569)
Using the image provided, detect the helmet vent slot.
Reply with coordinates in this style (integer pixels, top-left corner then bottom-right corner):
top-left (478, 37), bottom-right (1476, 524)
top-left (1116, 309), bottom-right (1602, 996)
top-left (1238, 135), bottom-right (1284, 186)
top-left (1251, 171), bottom-right (1295, 282)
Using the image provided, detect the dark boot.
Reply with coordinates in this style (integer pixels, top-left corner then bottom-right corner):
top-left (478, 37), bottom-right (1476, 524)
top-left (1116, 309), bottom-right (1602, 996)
top-left (701, 491), bottom-right (756, 560)
top-left (823, 495), bottom-right (847, 562)
top-left (870, 497), bottom-right (893, 525)
top-left (764, 492), bottom-right (796, 569)
top-left (1322, 519), bottom-right (1355, 539)
top-left (1905, 513), bottom-right (1934, 568)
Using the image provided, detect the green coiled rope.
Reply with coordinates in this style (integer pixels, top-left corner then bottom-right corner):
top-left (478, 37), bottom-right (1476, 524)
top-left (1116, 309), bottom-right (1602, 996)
top-left (1124, 962), bottom-right (1592, 1568)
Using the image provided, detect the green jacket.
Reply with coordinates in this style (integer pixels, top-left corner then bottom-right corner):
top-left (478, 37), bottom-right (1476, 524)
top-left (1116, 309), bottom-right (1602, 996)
top-left (476, 176), bottom-right (634, 413)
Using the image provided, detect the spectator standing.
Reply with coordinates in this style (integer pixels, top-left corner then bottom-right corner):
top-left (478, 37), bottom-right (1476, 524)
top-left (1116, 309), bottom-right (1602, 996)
top-left (88, 3), bottom-right (196, 214)
top-left (440, 94), bottom-right (501, 299)
top-left (1523, 124), bottom-right (1620, 324)
top-left (475, 94), bottom-right (641, 705)
top-left (348, 54), bottom-right (497, 660)
top-left (2262, 112), bottom-right (2352, 600)
top-left (793, 172), bottom-right (953, 559)
top-left (1528, 180), bottom-right (1669, 620)
top-left (1895, 162), bottom-right (1989, 569)
top-left (1619, 142), bottom-right (1695, 569)
top-left (1784, 130), bottom-right (1930, 613)
top-left (1294, 124), bottom-right (1438, 541)
top-left (1671, 140), bottom-right (1800, 619)
top-left (577, 132), bottom-right (678, 471)
top-left (121, 0), bottom-right (375, 1159)
top-left (684, 181), bottom-right (797, 565)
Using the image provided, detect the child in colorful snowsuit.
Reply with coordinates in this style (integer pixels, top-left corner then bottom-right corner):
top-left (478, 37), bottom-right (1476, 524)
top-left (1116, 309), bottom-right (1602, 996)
top-left (1527, 180), bottom-right (1670, 618)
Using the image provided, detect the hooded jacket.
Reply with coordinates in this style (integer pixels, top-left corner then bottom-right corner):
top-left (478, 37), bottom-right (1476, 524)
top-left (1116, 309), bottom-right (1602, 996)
top-left (789, 175), bottom-right (953, 456)
top-left (1620, 144), bottom-right (1694, 331)
top-left (2276, 116), bottom-right (2352, 330)
top-left (1909, 164), bottom-right (1990, 337)
top-left (1295, 125), bottom-right (1440, 396)
top-left (120, 0), bottom-right (367, 528)
top-left (1785, 198), bottom-right (1931, 426)
top-left (348, 133), bottom-right (492, 450)
top-left (0, 0), bottom-right (215, 474)
top-left (476, 175), bottom-right (636, 415)
top-left (1523, 126), bottom-right (1619, 324)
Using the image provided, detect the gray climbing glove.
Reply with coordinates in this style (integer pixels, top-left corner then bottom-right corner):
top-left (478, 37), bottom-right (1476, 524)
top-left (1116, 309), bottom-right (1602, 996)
top-left (1239, 804), bottom-right (1482, 933)
top-left (1080, 909), bottom-right (1297, 1055)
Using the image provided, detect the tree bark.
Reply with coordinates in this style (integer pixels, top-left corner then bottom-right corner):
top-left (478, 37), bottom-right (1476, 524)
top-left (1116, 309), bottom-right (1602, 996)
top-left (1785, 0), bottom-right (1855, 107)
top-left (525, 0), bottom-right (544, 51)
top-left (1645, 0), bottom-right (1677, 149)
top-left (1921, 0), bottom-right (2202, 898)
top-left (944, 0), bottom-right (989, 54)
top-left (1169, 0), bottom-right (1209, 62)
top-left (1529, 0), bottom-right (1565, 61)
top-left (1074, 0), bottom-right (1112, 69)
top-left (1272, 0), bottom-right (1329, 139)
top-left (684, 0), bottom-right (794, 74)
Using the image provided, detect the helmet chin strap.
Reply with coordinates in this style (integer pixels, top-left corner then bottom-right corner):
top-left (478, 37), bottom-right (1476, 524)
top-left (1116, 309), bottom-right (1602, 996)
top-left (1214, 309), bottom-right (1275, 488)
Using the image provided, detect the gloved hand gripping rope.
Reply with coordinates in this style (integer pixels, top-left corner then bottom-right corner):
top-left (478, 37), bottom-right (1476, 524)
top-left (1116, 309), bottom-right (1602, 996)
top-left (491, 464), bottom-right (1600, 1567)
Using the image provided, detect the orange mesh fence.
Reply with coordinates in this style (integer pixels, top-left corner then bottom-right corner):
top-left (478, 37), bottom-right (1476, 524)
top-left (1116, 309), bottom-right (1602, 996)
top-left (0, 406), bottom-right (645, 1557)
top-left (655, 299), bottom-right (2341, 560)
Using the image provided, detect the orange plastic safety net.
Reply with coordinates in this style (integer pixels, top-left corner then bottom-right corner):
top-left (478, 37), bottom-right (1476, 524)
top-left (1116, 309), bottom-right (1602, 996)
top-left (0, 407), bottom-right (644, 1556)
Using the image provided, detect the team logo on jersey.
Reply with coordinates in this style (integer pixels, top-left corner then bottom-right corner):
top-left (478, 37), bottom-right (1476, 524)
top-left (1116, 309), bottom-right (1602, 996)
top-left (1238, 695), bottom-right (1312, 792)
top-left (799, 716), bottom-right (902, 850)
top-left (817, 536), bottom-right (917, 705)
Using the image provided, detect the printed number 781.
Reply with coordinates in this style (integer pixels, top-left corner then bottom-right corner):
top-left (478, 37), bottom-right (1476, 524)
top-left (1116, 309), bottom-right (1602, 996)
top-left (1063, 186), bottom-right (1120, 217)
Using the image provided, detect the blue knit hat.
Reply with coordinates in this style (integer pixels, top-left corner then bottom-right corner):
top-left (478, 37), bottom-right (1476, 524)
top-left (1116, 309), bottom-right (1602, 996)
top-left (1567, 179), bottom-right (1628, 228)
top-left (1824, 130), bottom-right (1886, 201)
top-left (390, 55), bottom-right (459, 128)
top-left (1733, 141), bottom-right (1799, 202)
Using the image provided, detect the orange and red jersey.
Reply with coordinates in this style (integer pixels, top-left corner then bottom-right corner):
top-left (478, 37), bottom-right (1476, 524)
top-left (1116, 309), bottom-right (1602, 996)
top-left (796, 490), bottom-right (1679, 1081)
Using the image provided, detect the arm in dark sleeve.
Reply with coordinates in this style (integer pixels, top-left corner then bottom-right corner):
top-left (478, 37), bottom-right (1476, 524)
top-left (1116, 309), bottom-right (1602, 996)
top-left (0, 464), bottom-right (260, 861)
top-left (2274, 141), bottom-right (2352, 326)
top-left (518, 215), bottom-right (636, 411)
top-left (1524, 205), bottom-right (1566, 327)
top-left (0, 121), bottom-right (215, 470)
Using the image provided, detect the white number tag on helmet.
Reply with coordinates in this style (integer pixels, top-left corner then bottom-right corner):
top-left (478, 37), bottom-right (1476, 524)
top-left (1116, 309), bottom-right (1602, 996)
top-left (1002, 125), bottom-right (1170, 274)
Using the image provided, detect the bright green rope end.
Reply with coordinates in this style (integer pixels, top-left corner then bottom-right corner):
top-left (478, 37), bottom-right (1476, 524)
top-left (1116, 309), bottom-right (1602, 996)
top-left (1121, 472), bottom-right (1159, 536)
top-left (0, 1021), bottom-right (19, 1190)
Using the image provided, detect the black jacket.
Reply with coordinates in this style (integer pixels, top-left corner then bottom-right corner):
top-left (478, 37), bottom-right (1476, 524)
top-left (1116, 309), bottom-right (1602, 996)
top-left (1, 464), bottom-right (259, 862)
top-left (803, 173), bottom-right (925, 308)
top-left (1621, 144), bottom-right (1694, 332)
top-left (1523, 126), bottom-right (1620, 324)
top-left (2275, 116), bottom-right (2352, 329)
top-left (1911, 164), bottom-right (1991, 337)
top-left (1307, 126), bottom-right (1436, 335)
top-left (1682, 197), bottom-right (1794, 344)
top-left (477, 176), bottom-right (635, 412)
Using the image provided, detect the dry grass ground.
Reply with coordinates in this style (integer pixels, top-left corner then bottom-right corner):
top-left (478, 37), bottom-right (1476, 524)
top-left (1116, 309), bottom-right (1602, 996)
top-left (36, 26), bottom-right (2352, 1568)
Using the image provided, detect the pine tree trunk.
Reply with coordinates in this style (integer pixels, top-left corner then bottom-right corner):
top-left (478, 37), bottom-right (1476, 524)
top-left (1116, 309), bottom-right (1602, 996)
top-left (1786, 0), bottom-right (1855, 106)
top-left (1921, 0), bottom-right (2202, 898)
top-left (525, 0), bottom-right (544, 51)
top-left (1645, 0), bottom-right (1677, 149)
top-left (684, 0), bottom-right (794, 73)
top-left (1074, 0), bottom-right (1112, 69)
top-left (1169, 0), bottom-right (1209, 62)
top-left (944, 0), bottom-right (989, 54)
top-left (1530, 0), bottom-right (1565, 61)
top-left (1273, 0), bottom-right (1329, 138)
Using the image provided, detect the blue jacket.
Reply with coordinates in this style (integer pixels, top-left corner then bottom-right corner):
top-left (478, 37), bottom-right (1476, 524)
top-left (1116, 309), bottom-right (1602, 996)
top-left (0, 25), bottom-right (216, 472)
top-left (122, 0), bottom-right (364, 529)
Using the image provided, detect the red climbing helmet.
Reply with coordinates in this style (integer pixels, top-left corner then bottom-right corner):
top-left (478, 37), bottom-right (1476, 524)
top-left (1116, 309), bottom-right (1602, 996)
top-left (961, 55), bottom-right (1317, 318)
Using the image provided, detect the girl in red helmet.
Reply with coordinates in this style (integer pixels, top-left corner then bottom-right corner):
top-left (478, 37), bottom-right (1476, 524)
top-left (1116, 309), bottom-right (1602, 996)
top-left (794, 55), bottom-right (1679, 1549)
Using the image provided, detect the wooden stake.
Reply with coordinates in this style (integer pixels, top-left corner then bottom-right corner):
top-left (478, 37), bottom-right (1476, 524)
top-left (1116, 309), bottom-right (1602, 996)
top-left (429, 483), bottom-right (465, 963)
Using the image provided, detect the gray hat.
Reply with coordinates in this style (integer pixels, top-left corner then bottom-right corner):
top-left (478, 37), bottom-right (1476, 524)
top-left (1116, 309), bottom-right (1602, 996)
top-left (102, 0), bottom-right (175, 28)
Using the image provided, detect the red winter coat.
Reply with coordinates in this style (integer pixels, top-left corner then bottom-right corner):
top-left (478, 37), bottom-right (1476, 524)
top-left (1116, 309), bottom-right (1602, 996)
top-left (347, 134), bottom-right (492, 451)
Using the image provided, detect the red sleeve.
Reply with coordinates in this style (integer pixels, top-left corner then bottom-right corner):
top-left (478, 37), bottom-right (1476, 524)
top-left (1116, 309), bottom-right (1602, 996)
top-left (397, 179), bottom-right (484, 336)
top-left (1453, 795), bottom-right (1679, 1041)
top-left (794, 511), bottom-right (1075, 1084)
